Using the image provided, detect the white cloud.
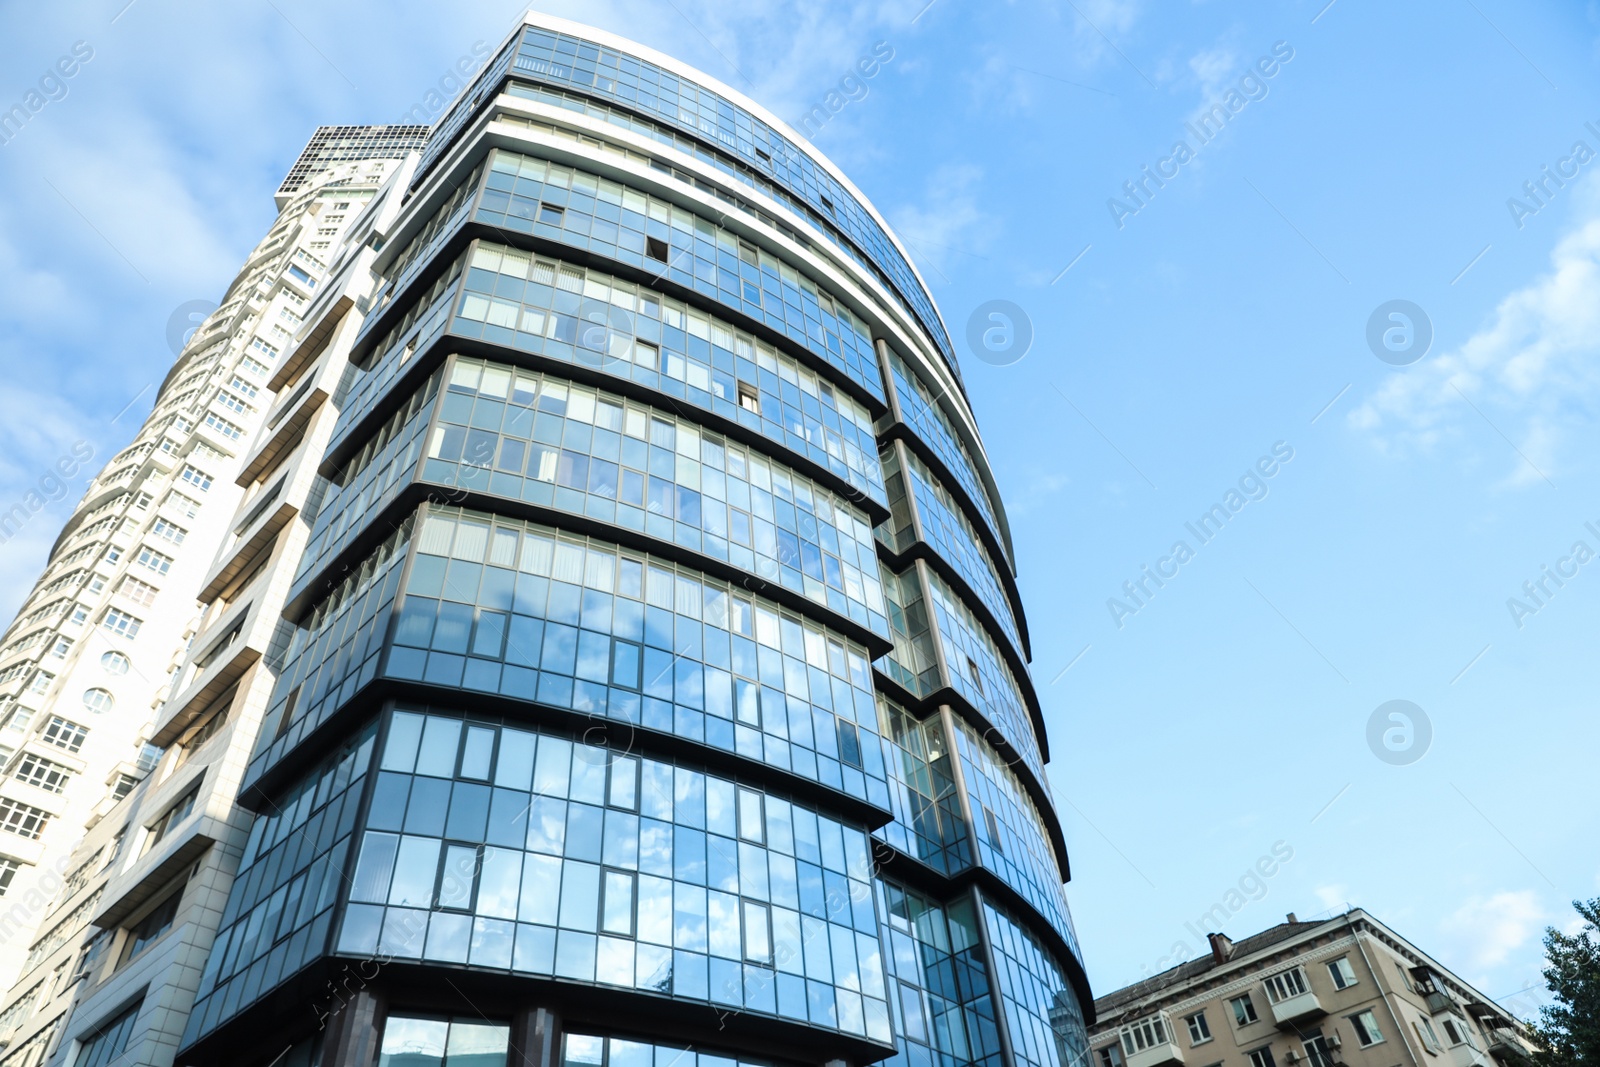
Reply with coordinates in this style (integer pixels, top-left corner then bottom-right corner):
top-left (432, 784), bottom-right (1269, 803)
top-left (1179, 35), bottom-right (1261, 130)
top-left (961, 0), bottom-right (1148, 116)
top-left (1439, 890), bottom-right (1546, 973)
top-left (888, 163), bottom-right (991, 283)
top-left (1350, 178), bottom-right (1600, 485)
top-left (1313, 884), bottom-right (1349, 913)
top-left (625, 0), bottom-right (923, 123)
top-left (1005, 469), bottom-right (1072, 518)
top-left (23, 111), bottom-right (245, 295)
top-left (1188, 46), bottom-right (1237, 100)
top-left (1062, 0), bottom-right (1143, 72)
top-left (0, 387), bottom-right (106, 622)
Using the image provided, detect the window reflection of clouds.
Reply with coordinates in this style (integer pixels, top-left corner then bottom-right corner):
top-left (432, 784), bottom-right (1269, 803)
top-left (337, 707), bottom-right (891, 1042)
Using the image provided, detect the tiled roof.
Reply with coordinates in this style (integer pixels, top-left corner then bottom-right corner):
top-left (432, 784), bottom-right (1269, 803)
top-left (1093, 920), bottom-right (1328, 1019)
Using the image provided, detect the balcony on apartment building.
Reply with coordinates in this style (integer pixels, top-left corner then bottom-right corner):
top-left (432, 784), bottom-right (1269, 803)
top-left (1119, 1014), bottom-right (1185, 1067)
top-left (1465, 1006), bottom-right (1531, 1065)
top-left (1412, 967), bottom-right (1459, 1015)
top-left (1263, 967), bottom-right (1326, 1029)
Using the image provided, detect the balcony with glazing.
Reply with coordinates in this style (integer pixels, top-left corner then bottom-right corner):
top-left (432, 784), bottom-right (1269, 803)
top-left (1263, 966), bottom-right (1325, 1028)
top-left (1118, 1013), bottom-right (1185, 1067)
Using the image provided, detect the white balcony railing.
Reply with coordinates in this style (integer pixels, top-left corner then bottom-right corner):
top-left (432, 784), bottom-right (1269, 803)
top-left (1263, 968), bottom-right (1326, 1029)
top-left (1120, 1014), bottom-right (1185, 1067)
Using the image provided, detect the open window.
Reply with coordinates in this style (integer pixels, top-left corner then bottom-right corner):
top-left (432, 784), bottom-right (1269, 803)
top-left (737, 380), bottom-right (761, 414)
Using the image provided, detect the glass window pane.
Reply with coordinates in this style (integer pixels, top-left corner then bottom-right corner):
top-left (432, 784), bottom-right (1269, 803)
top-left (737, 789), bottom-right (763, 843)
top-left (534, 737), bottom-right (572, 795)
top-left (351, 832), bottom-right (399, 903)
top-left (390, 837), bottom-right (442, 907)
top-left (439, 844), bottom-right (479, 909)
top-left (743, 901), bottom-right (770, 963)
top-left (461, 726), bottom-right (496, 779)
top-left (610, 1040), bottom-right (652, 1067)
top-left (495, 729), bottom-right (536, 789)
top-left (565, 1034), bottom-right (605, 1067)
top-left (382, 713), bottom-right (425, 772)
top-left (559, 861), bottom-right (600, 931)
top-left (479, 848), bottom-right (522, 920)
top-left (446, 782), bottom-right (492, 841)
top-left (602, 870), bottom-right (635, 935)
top-left (380, 1016), bottom-right (449, 1067)
top-left (520, 854), bottom-right (561, 925)
top-left (608, 756), bottom-right (638, 810)
top-left (416, 718), bottom-right (462, 777)
top-left (446, 1021), bottom-right (511, 1066)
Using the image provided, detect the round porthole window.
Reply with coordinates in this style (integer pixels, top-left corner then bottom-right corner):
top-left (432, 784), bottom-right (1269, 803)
top-left (101, 651), bottom-right (131, 676)
top-left (83, 688), bottom-right (115, 714)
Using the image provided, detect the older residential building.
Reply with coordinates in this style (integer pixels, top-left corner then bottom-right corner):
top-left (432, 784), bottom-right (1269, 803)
top-left (1090, 910), bottom-right (1532, 1067)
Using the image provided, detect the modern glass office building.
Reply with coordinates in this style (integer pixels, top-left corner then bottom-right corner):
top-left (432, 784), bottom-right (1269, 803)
top-left (161, 14), bottom-right (1092, 1067)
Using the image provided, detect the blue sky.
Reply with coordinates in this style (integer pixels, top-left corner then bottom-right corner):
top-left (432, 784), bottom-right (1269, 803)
top-left (2, 0), bottom-right (1596, 1018)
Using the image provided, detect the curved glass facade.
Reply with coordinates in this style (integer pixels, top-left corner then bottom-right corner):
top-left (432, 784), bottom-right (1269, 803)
top-left (414, 28), bottom-right (961, 386)
top-left (177, 15), bottom-right (1089, 1067)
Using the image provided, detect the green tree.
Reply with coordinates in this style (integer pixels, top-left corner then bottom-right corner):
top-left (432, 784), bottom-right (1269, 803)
top-left (1531, 897), bottom-right (1600, 1067)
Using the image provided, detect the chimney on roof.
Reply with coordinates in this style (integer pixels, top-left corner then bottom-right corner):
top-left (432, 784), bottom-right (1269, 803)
top-left (1207, 933), bottom-right (1233, 963)
top-left (1286, 913), bottom-right (1298, 923)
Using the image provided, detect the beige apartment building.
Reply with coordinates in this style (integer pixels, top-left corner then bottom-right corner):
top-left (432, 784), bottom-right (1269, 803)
top-left (1090, 910), bottom-right (1533, 1067)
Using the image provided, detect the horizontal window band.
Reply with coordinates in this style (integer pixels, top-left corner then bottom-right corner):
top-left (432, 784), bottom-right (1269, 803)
top-left (237, 682), bottom-right (894, 837)
top-left (321, 333), bottom-right (890, 531)
top-left (353, 214), bottom-right (890, 421)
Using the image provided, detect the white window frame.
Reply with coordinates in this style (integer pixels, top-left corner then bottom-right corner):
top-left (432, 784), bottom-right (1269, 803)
top-left (135, 547), bottom-right (174, 575)
top-left (166, 491), bottom-right (203, 519)
top-left (102, 608), bottom-right (143, 639)
top-left (1120, 1014), bottom-right (1173, 1055)
top-left (151, 518), bottom-right (187, 544)
top-left (1263, 966), bottom-right (1310, 1003)
top-left (203, 411), bottom-right (245, 440)
top-left (118, 576), bottom-right (160, 607)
